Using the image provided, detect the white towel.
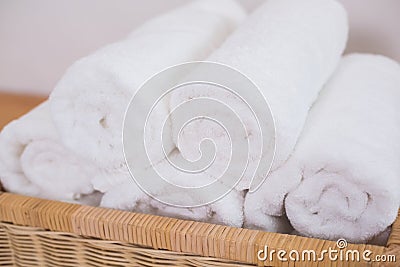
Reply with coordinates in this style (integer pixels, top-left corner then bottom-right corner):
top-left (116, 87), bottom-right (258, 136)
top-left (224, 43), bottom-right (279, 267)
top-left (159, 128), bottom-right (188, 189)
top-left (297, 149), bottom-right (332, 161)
top-left (101, 149), bottom-right (245, 227)
top-left (101, 178), bottom-right (244, 227)
top-left (49, 0), bottom-right (247, 192)
top-left (170, 0), bottom-right (348, 193)
top-left (166, 0), bottom-right (348, 231)
top-left (0, 102), bottom-right (103, 202)
top-left (281, 54), bottom-right (400, 243)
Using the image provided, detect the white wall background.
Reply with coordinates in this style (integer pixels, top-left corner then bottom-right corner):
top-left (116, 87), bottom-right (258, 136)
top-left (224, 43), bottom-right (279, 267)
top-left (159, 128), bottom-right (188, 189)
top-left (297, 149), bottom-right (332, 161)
top-left (0, 0), bottom-right (399, 96)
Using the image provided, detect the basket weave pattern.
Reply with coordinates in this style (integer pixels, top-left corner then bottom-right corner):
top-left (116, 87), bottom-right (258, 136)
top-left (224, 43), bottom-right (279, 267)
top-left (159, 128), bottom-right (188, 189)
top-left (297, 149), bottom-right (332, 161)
top-left (0, 192), bottom-right (399, 266)
top-left (0, 222), bottom-right (254, 267)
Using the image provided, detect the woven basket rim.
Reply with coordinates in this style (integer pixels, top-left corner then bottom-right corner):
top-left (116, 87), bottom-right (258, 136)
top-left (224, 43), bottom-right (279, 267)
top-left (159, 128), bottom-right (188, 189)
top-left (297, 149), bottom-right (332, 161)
top-left (0, 191), bottom-right (398, 266)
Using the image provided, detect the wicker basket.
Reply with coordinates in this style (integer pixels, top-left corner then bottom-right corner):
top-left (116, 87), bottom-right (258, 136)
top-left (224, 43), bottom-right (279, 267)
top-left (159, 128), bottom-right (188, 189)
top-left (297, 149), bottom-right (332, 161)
top-left (0, 93), bottom-right (399, 267)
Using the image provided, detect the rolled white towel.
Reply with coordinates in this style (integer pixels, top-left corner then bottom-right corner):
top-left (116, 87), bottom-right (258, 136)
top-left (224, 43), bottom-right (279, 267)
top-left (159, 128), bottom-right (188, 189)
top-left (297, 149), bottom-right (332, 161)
top-left (101, 149), bottom-right (245, 227)
top-left (280, 54), bottom-right (400, 243)
top-left (0, 102), bottom-right (103, 202)
top-left (166, 0), bottom-right (348, 231)
top-left (170, 0), bottom-right (348, 193)
top-left (101, 178), bottom-right (244, 227)
top-left (49, 0), bottom-right (247, 192)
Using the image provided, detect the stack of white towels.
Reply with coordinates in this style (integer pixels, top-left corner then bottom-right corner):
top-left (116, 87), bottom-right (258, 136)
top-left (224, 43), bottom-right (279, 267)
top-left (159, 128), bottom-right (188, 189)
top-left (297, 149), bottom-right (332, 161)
top-left (1, 0), bottom-right (399, 245)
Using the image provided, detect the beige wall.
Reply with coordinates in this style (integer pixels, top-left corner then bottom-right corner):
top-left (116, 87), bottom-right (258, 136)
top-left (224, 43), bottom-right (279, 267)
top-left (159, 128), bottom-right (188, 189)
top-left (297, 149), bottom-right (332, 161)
top-left (0, 0), bottom-right (399, 96)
